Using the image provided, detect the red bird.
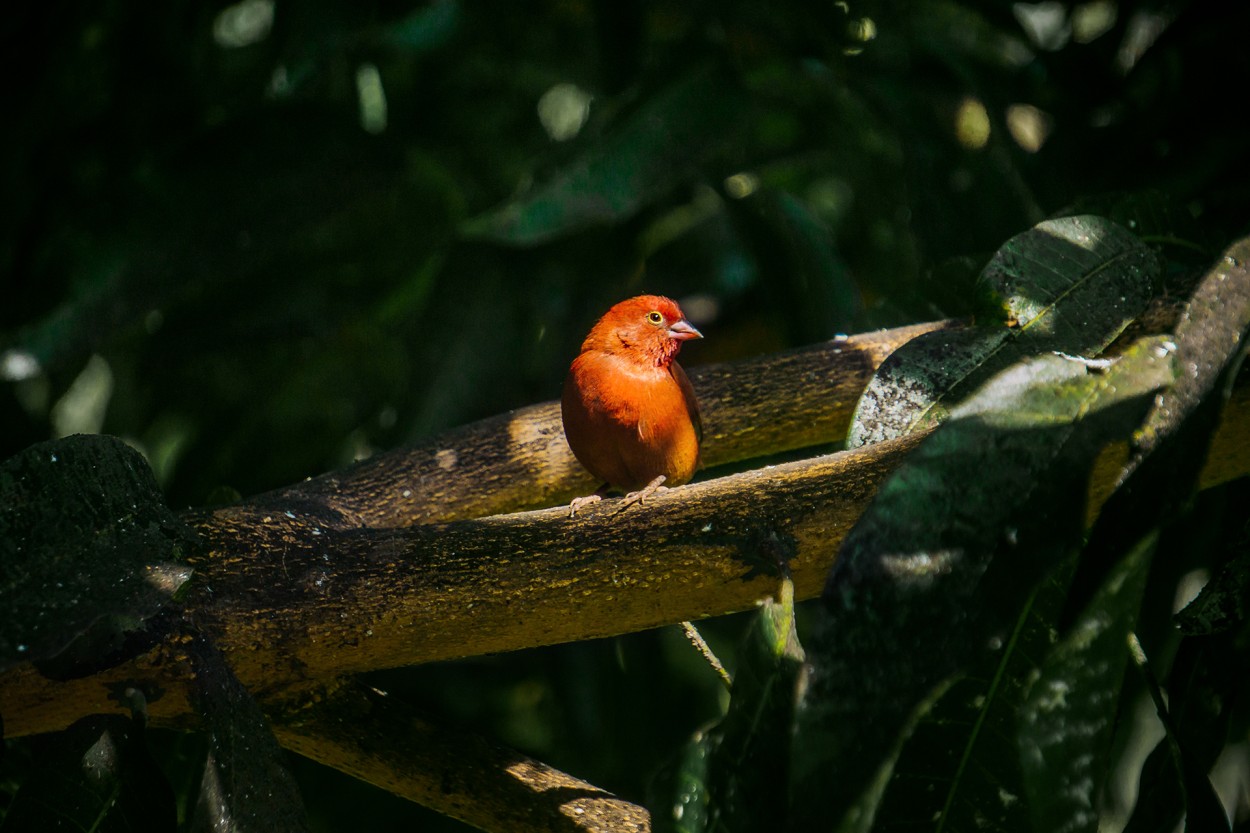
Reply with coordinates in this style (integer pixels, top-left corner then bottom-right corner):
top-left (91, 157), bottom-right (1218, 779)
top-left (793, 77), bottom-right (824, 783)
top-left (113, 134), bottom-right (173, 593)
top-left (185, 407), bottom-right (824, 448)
top-left (561, 295), bottom-right (703, 516)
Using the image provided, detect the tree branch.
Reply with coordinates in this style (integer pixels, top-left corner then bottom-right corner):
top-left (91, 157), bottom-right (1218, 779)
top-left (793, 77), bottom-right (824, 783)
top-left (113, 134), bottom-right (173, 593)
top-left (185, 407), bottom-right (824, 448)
top-left (3, 314), bottom-right (1248, 833)
top-left (274, 681), bottom-right (651, 833)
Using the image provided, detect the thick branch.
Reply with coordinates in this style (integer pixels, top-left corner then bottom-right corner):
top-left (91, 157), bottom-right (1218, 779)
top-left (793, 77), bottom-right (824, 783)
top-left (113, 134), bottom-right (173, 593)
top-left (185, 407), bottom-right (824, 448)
top-left (274, 682), bottom-right (650, 833)
top-left (3, 319), bottom-right (1248, 748)
top-left (229, 322), bottom-right (953, 527)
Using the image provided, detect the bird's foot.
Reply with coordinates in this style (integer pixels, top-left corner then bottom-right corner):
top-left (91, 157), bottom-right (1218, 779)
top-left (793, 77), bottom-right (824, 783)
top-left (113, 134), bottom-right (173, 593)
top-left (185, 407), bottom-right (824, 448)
top-left (568, 494), bottom-right (603, 517)
top-left (617, 476), bottom-right (668, 513)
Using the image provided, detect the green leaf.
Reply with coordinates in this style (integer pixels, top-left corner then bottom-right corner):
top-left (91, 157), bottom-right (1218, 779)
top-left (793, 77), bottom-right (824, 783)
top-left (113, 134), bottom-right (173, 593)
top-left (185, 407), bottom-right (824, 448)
top-left (189, 637), bottom-right (309, 833)
top-left (848, 215), bottom-right (1161, 448)
top-left (1018, 534), bottom-right (1155, 833)
top-left (1125, 635), bottom-right (1232, 833)
top-left (461, 64), bottom-right (745, 245)
top-left (870, 563), bottom-right (1074, 833)
top-left (1065, 234), bottom-right (1250, 624)
top-left (656, 580), bottom-right (804, 833)
top-left (0, 715), bottom-right (176, 833)
top-left (792, 337), bottom-right (1175, 833)
top-left (0, 435), bottom-right (196, 676)
top-left (1174, 546), bottom-right (1250, 635)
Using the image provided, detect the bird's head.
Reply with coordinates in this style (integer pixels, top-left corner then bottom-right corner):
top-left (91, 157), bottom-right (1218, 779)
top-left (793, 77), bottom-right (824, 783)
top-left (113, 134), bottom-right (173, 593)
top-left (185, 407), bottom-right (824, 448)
top-left (583, 295), bottom-right (703, 367)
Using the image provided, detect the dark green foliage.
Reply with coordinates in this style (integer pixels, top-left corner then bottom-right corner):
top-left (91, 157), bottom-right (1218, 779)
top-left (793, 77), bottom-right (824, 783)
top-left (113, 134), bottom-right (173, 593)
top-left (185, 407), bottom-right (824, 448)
top-left (0, 435), bottom-right (195, 675)
top-left (188, 638), bottom-right (309, 833)
top-left (4, 1), bottom-right (1250, 832)
top-left (655, 581), bottom-right (805, 833)
top-left (0, 714), bottom-right (177, 833)
top-left (848, 215), bottom-right (1162, 447)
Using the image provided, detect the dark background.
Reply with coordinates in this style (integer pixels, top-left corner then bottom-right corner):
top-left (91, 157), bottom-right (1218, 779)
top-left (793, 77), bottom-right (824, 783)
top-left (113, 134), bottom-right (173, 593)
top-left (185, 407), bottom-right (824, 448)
top-left (2, 1), bottom-right (1246, 829)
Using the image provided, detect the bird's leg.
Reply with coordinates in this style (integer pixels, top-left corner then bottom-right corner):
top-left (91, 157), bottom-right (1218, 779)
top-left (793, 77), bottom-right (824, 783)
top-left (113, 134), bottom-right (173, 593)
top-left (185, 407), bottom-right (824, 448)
top-left (618, 475), bottom-right (668, 512)
top-left (568, 484), bottom-right (610, 517)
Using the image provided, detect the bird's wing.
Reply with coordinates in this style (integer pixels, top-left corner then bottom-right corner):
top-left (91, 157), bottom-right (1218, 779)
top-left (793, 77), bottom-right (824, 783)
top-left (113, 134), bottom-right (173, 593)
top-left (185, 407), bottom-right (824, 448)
top-left (671, 362), bottom-right (702, 444)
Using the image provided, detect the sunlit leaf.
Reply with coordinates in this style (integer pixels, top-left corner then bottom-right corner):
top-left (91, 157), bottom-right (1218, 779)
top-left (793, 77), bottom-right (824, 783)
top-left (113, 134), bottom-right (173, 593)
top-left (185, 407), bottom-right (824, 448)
top-left (848, 215), bottom-right (1161, 448)
top-left (792, 337), bottom-right (1174, 832)
top-left (1065, 235), bottom-right (1250, 623)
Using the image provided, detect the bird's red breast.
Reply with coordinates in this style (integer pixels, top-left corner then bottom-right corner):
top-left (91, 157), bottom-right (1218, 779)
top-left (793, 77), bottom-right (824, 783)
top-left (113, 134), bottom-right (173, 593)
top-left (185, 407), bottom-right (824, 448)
top-left (561, 295), bottom-right (703, 492)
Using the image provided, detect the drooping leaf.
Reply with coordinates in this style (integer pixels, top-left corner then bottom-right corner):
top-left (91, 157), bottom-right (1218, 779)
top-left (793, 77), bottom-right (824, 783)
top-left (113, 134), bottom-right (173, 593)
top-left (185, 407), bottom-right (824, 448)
top-left (1124, 635), bottom-right (1232, 833)
top-left (0, 714), bottom-right (176, 833)
top-left (656, 579), bottom-right (804, 833)
top-left (1174, 545), bottom-right (1250, 635)
top-left (461, 63), bottom-right (745, 245)
top-left (1018, 534), bottom-right (1155, 833)
top-left (792, 336), bottom-right (1175, 833)
top-left (0, 435), bottom-right (196, 676)
top-left (1064, 235), bottom-right (1250, 625)
top-left (847, 327), bottom-right (1009, 448)
top-left (848, 215), bottom-right (1161, 448)
top-left (871, 563), bottom-right (1072, 833)
top-left (189, 637), bottom-right (309, 833)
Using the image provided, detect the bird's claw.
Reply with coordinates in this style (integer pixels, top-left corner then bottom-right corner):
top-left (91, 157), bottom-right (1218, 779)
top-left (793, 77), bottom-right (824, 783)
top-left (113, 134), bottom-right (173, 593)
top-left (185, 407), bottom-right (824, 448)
top-left (617, 475), bottom-right (668, 513)
top-left (568, 494), bottom-right (603, 517)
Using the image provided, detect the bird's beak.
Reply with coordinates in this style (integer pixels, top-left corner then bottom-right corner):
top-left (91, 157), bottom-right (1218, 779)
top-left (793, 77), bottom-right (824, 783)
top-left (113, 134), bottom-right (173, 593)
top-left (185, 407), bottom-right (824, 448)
top-left (668, 319), bottom-right (703, 341)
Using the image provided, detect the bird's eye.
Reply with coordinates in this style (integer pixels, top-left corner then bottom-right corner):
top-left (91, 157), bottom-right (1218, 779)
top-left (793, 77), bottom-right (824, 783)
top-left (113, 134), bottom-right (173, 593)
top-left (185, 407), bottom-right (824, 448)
top-left (646, 311), bottom-right (664, 325)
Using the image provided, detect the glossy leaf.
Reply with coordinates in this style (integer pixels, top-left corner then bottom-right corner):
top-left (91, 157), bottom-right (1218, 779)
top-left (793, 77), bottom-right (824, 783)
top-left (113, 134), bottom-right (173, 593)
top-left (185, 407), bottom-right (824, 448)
top-left (1065, 235), bottom-right (1250, 624)
top-left (792, 337), bottom-right (1175, 833)
top-left (848, 215), bottom-right (1161, 448)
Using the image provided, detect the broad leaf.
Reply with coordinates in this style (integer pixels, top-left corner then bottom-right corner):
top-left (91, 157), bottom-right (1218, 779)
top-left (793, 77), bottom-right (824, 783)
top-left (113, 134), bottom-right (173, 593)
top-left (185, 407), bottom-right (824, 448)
top-left (1174, 545), bottom-right (1250, 635)
top-left (0, 435), bottom-right (196, 676)
top-left (1018, 534), bottom-right (1154, 833)
top-left (189, 637), bottom-right (309, 833)
top-left (792, 337), bottom-right (1175, 833)
top-left (848, 215), bottom-right (1161, 448)
top-left (870, 564), bottom-right (1072, 832)
top-left (1064, 234), bottom-right (1250, 624)
top-left (0, 714), bottom-right (176, 833)
top-left (657, 580), bottom-right (805, 833)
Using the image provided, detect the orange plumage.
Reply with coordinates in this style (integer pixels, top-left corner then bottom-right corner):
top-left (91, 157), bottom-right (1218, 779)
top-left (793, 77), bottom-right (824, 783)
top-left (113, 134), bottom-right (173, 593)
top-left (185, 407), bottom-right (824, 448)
top-left (561, 295), bottom-right (703, 513)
